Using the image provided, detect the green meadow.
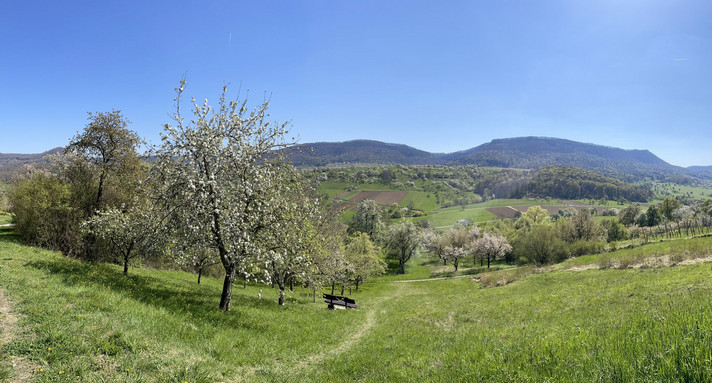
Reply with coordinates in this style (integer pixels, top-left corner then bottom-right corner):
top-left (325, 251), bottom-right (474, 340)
top-left (2, 217), bottom-right (712, 382)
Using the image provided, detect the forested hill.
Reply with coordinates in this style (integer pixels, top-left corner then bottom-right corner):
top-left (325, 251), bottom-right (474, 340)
top-left (442, 137), bottom-right (685, 182)
top-left (285, 140), bottom-right (442, 166)
top-left (511, 166), bottom-right (653, 202)
top-left (289, 137), bottom-right (698, 182)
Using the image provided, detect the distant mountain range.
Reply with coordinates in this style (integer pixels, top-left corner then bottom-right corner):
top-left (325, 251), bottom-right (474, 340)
top-left (0, 147), bottom-right (63, 181)
top-left (2, 138), bottom-right (711, 183)
top-left (288, 137), bottom-right (711, 182)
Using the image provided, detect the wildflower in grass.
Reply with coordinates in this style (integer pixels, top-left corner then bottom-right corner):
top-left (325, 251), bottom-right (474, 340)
top-left (47, 347), bottom-right (51, 351)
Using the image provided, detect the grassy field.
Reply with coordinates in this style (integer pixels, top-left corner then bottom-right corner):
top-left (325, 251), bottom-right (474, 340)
top-left (3, 219), bottom-right (712, 381)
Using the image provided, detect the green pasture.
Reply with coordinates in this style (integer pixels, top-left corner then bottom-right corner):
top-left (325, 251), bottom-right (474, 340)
top-left (2, 220), bottom-right (712, 381)
top-left (399, 191), bottom-right (439, 212)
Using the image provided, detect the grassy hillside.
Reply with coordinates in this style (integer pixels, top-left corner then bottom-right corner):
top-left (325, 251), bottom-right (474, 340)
top-left (3, 220), bottom-right (712, 381)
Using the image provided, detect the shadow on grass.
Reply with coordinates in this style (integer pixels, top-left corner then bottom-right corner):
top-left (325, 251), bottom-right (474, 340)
top-left (22, 255), bottom-right (275, 332)
top-left (0, 226), bottom-right (21, 243)
top-left (430, 265), bottom-right (509, 278)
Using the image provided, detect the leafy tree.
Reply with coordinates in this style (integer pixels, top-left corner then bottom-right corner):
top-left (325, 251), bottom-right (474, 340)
top-left (65, 110), bottom-right (143, 212)
top-left (558, 210), bottom-right (604, 243)
top-left (386, 221), bottom-right (421, 274)
top-left (344, 232), bottom-right (386, 290)
top-left (151, 82), bottom-right (293, 311)
top-left (601, 219), bottom-right (629, 242)
top-left (350, 199), bottom-right (385, 242)
top-left (646, 205), bottom-right (662, 227)
top-left (514, 224), bottom-right (567, 264)
top-left (618, 204), bottom-right (641, 226)
top-left (660, 197), bottom-right (681, 221)
top-left (473, 231), bottom-right (512, 268)
top-left (515, 205), bottom-right (550, 231)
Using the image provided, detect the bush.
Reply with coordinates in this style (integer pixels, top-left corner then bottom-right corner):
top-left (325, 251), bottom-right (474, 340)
top-left (8, 171), bottom-right (83, 254)
top-left (568, 240), bottom-right (605, 257)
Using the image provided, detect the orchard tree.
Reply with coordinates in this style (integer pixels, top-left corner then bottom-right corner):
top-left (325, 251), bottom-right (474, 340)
top-left (262, 184), bottom-right (322, 306)
top-left (473, 231), bottom-right (512, 268)
top-left (386, 221), bottom-right (421, 274)
top-left (344, 232), bottom-right (386, 290)
top-left (168, 239), bottom-right (220, 284)
top-left (350, 199), bottom-right (385, 242)
top-left (423, 229), bottom-right (447, 264)
top-left (83, 202), bottom-right (165, 276)
top-left (152, 81), bottom-right (294, 311)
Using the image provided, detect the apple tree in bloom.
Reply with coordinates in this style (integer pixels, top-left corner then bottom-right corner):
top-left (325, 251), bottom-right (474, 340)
top-left (151, 81), bottom-right (294, 311)
top-left (83, 202), bottom-right (165, 276)
top-left (386, 221), bottom-right (421, 274)
top-left (344, 232), bottom-right (386, 291)
top-left (473, 231), bottom-right (512, 269)
top-left (261, 179), bottom-right (323, 306)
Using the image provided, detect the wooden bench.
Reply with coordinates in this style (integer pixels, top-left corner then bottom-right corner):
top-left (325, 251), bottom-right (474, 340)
top-left (323, 293), bottom-right (357, 309)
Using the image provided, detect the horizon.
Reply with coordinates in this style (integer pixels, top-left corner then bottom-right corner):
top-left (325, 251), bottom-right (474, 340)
top-left (4, 135), bottom-right (708, 169)
top-left (2, 1), bottom-right (711, 167)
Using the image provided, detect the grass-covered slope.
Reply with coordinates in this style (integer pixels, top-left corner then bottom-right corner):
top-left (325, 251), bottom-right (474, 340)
top-left (2, 223), bottom-right (712, 382)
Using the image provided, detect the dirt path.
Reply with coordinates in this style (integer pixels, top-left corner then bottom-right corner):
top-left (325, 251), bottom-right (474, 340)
top-left (290, 283), bottom-right (403, 372)
top-left (0, 289), bottom-right (33, 383)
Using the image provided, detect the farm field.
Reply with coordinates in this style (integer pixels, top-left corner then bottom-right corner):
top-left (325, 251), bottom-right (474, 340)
top-left (3, 220), bottom-right (712, 381)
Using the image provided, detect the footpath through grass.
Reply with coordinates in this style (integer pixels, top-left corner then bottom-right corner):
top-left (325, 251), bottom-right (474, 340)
top-left (2, 221), bottom-right (712, 381)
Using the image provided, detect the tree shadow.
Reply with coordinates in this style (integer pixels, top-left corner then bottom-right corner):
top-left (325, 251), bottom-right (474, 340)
top-left (24, 256), bottom-right (274, 332)
top-left (0, 226), bottom-right (21, 243)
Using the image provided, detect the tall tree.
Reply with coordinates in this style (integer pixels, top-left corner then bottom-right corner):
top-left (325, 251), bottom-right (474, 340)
top-left (350, 199), bottom-right (385, 242)
top-left (65, 110), bottom-right (143, 212)
top-left (344, 232), bottom-right (386, 290)
top-left (152, 81), bottom-right (293, 311)
top-left (386, 221), bottom-right (421, 274)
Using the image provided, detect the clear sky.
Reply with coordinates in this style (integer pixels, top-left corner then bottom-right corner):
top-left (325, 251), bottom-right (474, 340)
top-left (1, 1), bottom-right (711, 166)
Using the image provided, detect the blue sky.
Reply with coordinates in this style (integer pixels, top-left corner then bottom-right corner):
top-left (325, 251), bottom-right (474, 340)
top-left (1, 0), bottom-right (711, 166)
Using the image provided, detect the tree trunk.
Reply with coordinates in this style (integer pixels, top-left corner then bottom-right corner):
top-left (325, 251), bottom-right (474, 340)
top-left (355, 280), bottom-right (360, 291)
top-left (219, 264), bottom-right (236, 311)
top-left (487, 255), bottom-right (491, 269)
top-left (198, 267), bottom-right (202, 284)
top-left (340, 284), bottom-right (345, 295)
top-left (454, 259), bottom-right (459, 271)
top-left (399, 260), bottom-right (405, 274)
top-left (331, 282), bottom-right (335, 294)
top-left (289, 279), bottom-right (294, 293)
top-left (278, 286), bottom-right (285, 306)
top-left (123, 258), bottom-right (129, 276)
top-left (312, 288), bottom-right (316, 303)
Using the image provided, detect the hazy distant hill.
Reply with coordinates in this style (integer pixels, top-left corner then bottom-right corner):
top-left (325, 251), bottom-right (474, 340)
top-left (290, 137), bottom-right (700, 182)
top-left (0, 147), bottom-right (63, 181)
